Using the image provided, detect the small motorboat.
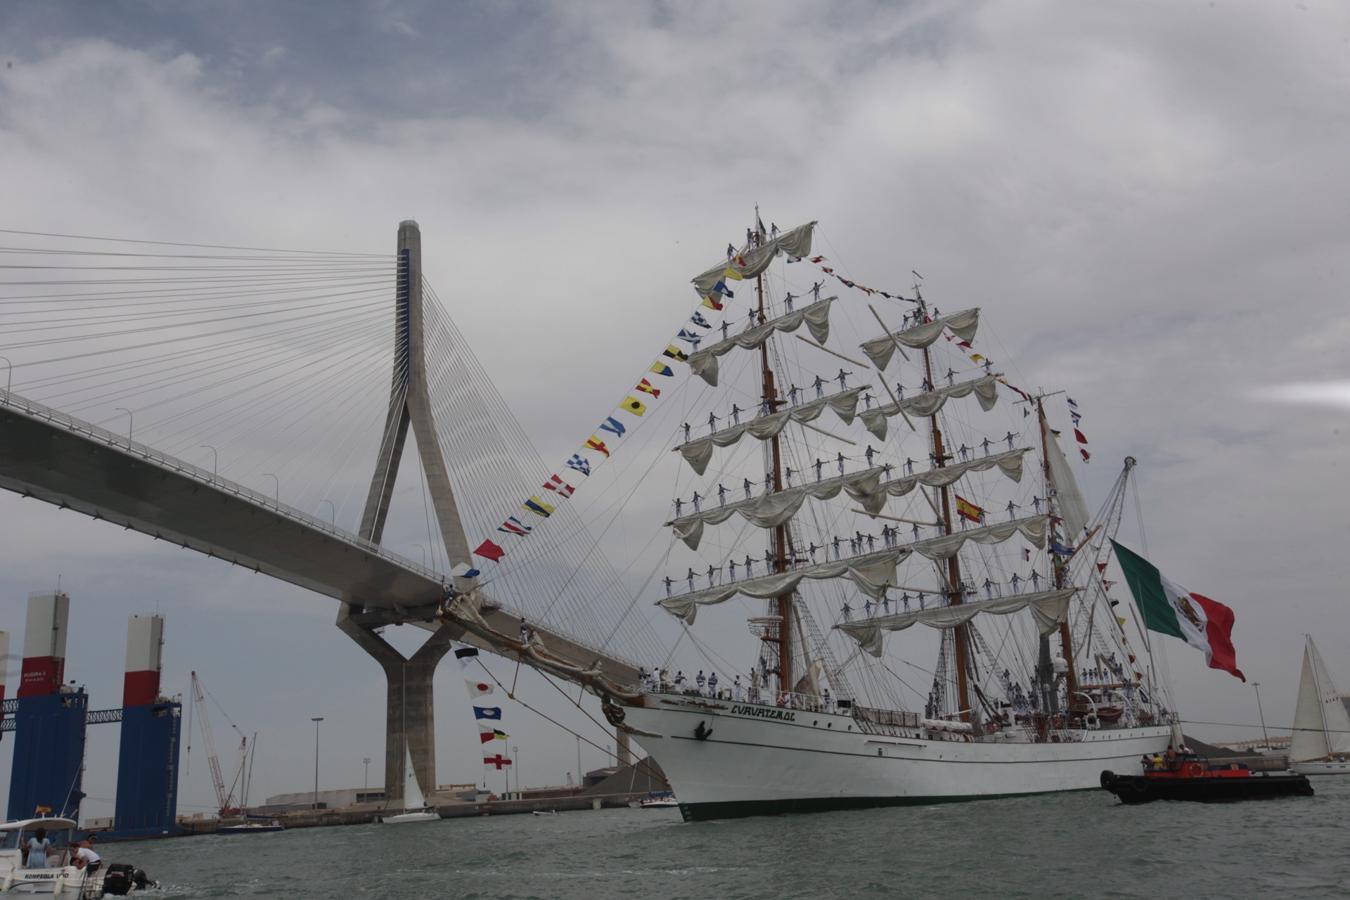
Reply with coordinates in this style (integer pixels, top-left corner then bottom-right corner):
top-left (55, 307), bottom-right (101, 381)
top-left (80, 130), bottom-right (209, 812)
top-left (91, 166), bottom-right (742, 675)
top-left (638, 791), bottom-right (679, 809)
top-left (216, 818), bottom-right (284, 835)
top-left (0, 816), bottom-right (155, 895)
top-left (1101, 752), bottom-right (1313, 804)
top-left (530, 810), bottom-right (559, 817)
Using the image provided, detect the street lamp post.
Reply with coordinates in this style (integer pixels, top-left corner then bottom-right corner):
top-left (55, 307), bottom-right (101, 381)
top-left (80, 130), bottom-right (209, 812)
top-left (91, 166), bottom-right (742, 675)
top-left (311, 716), bottom-right (324, 811)
top-left (513, 745), bottom-right (520, 797)
top-left (263, 473), bottom-right (279, 504)
top-left (1253, 681), bottom-right (1271, 749)
top-left (114, 406), bottom-right (133, 441)
top-left (199, 444), bottom-right (218, 478)
top-left (363, 756), bottom-right (371, 797)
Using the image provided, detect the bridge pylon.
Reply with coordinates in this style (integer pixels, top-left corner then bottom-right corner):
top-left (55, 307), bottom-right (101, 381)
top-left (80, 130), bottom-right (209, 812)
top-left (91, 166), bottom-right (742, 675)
top-left (338, 219), bottom-right (471, 811)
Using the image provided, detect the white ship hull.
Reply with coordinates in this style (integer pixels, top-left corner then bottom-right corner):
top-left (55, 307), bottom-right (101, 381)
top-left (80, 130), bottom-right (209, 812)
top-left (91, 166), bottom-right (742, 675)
top-left (1290, 758), bottom-right (1350, 776)
top-left (624, 693), bottom-right (1172, 820)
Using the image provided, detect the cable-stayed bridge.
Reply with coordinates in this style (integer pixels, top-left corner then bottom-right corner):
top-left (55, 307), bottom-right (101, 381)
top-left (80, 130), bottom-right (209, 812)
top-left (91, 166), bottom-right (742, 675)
top-left (0, 222), bottom-right (655, 806)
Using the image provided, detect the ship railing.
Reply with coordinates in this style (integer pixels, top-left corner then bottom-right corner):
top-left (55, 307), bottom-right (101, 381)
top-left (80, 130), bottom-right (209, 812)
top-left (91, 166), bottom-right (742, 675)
top-left (642, 684), bottom-right (846, 714)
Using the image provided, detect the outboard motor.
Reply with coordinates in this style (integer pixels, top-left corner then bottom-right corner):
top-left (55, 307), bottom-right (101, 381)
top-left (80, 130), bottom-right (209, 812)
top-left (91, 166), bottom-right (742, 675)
top-left (101, 863), bottom-right (137, 895)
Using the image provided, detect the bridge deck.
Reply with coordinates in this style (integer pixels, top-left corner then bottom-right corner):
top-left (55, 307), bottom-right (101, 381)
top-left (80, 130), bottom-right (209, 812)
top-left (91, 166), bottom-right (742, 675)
top-left (0, 392), bottom-right (637, 684)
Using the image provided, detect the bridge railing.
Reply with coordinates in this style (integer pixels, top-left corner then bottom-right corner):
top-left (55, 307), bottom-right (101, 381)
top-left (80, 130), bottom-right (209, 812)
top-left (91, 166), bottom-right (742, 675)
top-left (0, 388), bottom-right (638, 671)
top-left (0, 388), bottom-right (447, 586)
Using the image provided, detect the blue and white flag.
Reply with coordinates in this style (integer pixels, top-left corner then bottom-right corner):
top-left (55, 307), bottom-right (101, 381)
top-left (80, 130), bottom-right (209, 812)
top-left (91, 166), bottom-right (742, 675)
top-left (473, 705), bottom-right (503, 721)
top-left (598, 416), bottom-right (626, 437)
top-left (566, 454), bottom-right (591, 476)
top-left (1049, 540), bottom-right (1075, 557)
top-left (690, 311), bottom-right (711, 329)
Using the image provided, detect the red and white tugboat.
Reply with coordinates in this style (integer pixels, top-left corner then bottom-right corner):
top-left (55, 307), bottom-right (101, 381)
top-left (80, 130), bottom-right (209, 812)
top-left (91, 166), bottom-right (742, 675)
top-left (1101, 749), bottom-right (1313, 804)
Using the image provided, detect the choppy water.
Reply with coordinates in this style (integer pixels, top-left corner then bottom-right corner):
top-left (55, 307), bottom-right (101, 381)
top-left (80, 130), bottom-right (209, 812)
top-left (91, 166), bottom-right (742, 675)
top-left (114, 779), bottom-right (1349, 899)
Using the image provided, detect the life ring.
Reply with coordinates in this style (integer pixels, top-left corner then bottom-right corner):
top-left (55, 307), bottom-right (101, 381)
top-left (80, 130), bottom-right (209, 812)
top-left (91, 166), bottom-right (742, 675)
top-left (1185, 762), bottom-right (1203, 777)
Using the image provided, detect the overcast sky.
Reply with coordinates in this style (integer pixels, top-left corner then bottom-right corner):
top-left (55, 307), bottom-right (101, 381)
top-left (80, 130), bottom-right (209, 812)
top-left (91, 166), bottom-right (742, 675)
top-left (2, 0), bottom-right (1349, 819)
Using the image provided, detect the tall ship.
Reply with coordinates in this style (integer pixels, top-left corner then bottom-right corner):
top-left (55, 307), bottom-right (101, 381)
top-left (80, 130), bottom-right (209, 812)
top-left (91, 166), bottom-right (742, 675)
top-left (438, 214), bottom-right (1187, 821)
top-left (612, 216), bottom-right (1176, 820)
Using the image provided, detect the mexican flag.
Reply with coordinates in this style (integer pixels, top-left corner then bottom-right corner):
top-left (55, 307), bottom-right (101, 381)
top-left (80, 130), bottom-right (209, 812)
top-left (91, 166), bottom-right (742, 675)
top-left (1111, 540), bottom-right (1245, 682)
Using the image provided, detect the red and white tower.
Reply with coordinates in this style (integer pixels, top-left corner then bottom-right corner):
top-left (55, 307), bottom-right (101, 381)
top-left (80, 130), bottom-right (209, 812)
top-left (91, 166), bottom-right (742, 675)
top-left (123, 614), bottom-right (164, 707)
top-left (18, 592), bottom-right (69, 698)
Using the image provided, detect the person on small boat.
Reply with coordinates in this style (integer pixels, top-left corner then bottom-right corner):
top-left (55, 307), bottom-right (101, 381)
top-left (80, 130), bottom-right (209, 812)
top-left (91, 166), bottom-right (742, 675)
top-left (72, 838), bottom-right (101, 873)
top-left (22, 827), bottom-right (51, 868)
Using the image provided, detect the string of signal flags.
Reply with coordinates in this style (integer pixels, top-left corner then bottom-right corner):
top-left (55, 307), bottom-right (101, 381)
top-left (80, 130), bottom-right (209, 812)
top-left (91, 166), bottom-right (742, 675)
top-left (469, 266), bottom-right (745, 566)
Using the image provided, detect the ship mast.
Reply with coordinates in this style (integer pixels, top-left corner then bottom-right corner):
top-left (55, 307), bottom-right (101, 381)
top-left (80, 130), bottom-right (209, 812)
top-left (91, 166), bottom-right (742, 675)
top-left (1036, 396), bottom-right (1078, 712)
top-left (753, 216), bottom-right (792, 698)
top-left (917, 292), bottom-right (973, 724)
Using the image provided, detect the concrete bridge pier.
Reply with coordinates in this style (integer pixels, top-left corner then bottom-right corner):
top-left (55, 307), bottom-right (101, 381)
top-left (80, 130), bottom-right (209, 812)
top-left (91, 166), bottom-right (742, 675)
top-left (337, 608), bottom-right (454, 809)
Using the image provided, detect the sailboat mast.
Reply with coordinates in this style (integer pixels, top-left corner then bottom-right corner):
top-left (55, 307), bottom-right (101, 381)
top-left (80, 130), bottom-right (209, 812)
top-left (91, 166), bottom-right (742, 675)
top-left (1037, 399), bottom-right (1079, 708)
top-left (754, 220), bottom-right (792, 698)
top-left (919, 316), bottom-right (972, 723)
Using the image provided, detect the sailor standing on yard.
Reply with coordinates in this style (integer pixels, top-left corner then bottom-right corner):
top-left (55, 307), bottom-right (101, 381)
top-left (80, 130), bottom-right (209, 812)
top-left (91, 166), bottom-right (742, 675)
top-left (696, 670), bottom-right (707, 695)
top-left (708, 671), bottom-right (719, 697)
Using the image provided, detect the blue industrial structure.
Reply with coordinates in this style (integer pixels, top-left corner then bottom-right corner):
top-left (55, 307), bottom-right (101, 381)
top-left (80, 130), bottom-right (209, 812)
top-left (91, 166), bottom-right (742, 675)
top-left (113, 700), bottom-right (183, 836)
top-left (6, 689), bottom-right (89, 820)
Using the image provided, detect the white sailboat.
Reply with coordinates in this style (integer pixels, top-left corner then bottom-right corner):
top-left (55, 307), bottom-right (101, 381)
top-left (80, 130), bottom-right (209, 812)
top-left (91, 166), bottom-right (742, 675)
top-left (380, 746), bottom-right (439, 824)
top-left (1289, 636), bottom-right (1350, 775)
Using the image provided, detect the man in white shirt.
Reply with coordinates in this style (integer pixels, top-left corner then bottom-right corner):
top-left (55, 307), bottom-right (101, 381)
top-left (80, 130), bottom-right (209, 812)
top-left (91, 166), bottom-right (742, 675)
top-left (72, 840), bottom-right (101, 873)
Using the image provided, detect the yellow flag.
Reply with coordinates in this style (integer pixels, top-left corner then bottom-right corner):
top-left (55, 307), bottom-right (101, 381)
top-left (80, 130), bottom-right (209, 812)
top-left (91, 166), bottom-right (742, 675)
top-left (621, 396), bottom-right (647, 416)
top-left (722, 266), bottom-right (744, 281)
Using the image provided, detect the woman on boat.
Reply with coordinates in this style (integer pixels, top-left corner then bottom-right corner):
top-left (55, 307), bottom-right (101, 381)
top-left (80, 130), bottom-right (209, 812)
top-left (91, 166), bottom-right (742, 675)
top-left (23, 827), bottom-right (51, 868)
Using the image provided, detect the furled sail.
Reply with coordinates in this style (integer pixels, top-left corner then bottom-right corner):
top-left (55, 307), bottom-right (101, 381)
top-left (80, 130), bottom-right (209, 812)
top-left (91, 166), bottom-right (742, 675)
top-left (838, 588), bottom-right (1078, 657)
top-left (860, 448), bottom-right (1028, 515)
top-left (1290, 636), bottom-right (1350, 761)
top-left (658, 548), bottom-right (908, 625)
top-left (910, 514), bottom-right (1046, 561)
top-left (859, 375), bottom-right (1001, 441)
top-left (669, 468), bottom-right (884, 550)
top-left (691, 222), bottom-right (817, 296)
top-left (860, 308), bottom-right (981, 370)
top-left (1042, 415), bottom-right (1090, 539)
top-left (677, 386), bottom-right (867, 475)
top-left (687, 298), bottom-right (834, 387)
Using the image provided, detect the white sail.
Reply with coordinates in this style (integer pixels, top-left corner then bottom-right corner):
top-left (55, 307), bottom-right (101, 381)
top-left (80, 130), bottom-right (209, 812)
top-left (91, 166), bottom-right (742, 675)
top-left (860, 308), bottom-right (981, 369)
top-left (865, 448), bottom-right (1028, 513)
top-left (1291, 637), bottom-right (1350, 761)
top-left (859, 374), bottom-right (1001, 441)
top-left (1043, 415), bottom-right (1090, 540)
top-left (691, 222), bottom-right (817, 295)
top-left (671, 450), bottom-right (1028, 547)
top-left (838, 588), bottom-right (1078, 657)
top-left (677, 386), bottom-right (866, 475)
top-left (687, 298), bottom-right (834, 386)
top-left (657, 515), bottom-right (1047, 624)
top-left (403, 746), bottom-right (426, 811)
top-left (669, 468), bottom-right (884, 550)
top-left (912, 514), bottom-right (1046, 560)
top-left (659, 548), bottom-right (906, 624)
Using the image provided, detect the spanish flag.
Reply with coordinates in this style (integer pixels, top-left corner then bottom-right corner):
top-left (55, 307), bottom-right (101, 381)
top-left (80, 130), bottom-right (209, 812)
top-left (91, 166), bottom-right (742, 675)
top-left (586, 436), bottom-right (611, 458)
top-left (523, 496), bottom-right (555, 517)
top-left (621, 396), bottom-right (648, 416)
top-left (663, 344), bottom-right (688, 362)
top-left (955, 495), bottom-right (984, 523)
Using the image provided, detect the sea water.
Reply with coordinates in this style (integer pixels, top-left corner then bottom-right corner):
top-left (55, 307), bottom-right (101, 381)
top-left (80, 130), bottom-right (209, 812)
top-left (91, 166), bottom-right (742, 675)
top-left (112, 778), bottom-right (1349, 898)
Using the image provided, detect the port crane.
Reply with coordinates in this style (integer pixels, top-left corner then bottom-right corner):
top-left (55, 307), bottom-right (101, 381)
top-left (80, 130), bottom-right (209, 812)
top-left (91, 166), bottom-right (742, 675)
top-left (186, 671), bottom-right (256, 816)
